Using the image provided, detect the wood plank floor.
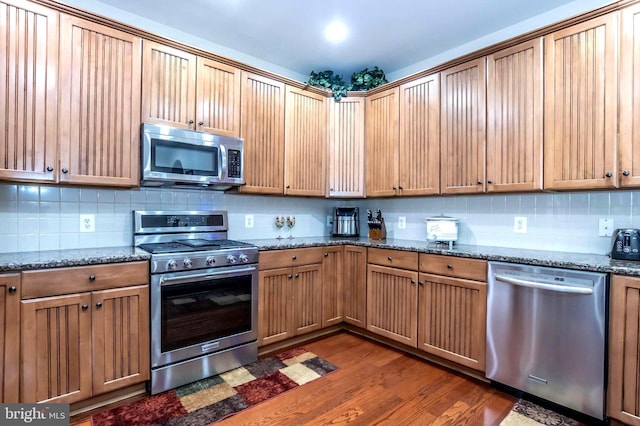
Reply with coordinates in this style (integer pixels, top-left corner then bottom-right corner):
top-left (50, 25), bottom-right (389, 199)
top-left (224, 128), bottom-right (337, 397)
top-left (72, 332), bottom-right (516, 425)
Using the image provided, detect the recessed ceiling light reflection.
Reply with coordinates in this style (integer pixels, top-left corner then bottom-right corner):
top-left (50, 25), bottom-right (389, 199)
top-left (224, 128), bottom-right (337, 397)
top-left (325, 21), bottom-right (348, 43)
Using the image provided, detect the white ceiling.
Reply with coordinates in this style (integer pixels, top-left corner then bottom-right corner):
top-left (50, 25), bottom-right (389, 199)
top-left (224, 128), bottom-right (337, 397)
top-left (68, 0), bottom-right (615, 82)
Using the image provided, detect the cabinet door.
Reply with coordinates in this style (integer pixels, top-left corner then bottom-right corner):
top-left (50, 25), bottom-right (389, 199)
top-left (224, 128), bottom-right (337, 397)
top-left (620, 4), bottom-right (640, 187)
top-left (367, 264), bottom-right (418, 346)
top-left (21, 293), bottom-right (92, 403)
top-left (239, 72), bottom-right (285, 194)
top-left (141, 40), bottom-right (197, 129)
top-left (609, 275), bottom-right (640, 425)
top-left (399, 73), bottom-right (440, 196)
top-left (440, 58), bottom-right (487, 194)
top-left (322, 247), bottom-right (342, 327)
top-left (91, 285), bottom-right (149, 395)
top-left (418, 273), bottom-right (486, 371)
top-left (487, 38), bottom-right (543, 192)
top-left (292, 263), bottom-right (323, 335)
top-left (0, 274), bottom-right (20, 403)
top-left (0, 0), bottom-right (58, 183)
top-left (544, 14), bottom-right (618, 190)
top-left (343, 246), bottom-right (367, 327)
top-left (196, 57), bottom-right (241, 137)
top-left (366, 87), bottom-right (399, 197)
top-left (58, 15), bottom-right (141, 187)
top-left (258, 267), bottom-right (292, 346)
top-left (284, 86), bottom-right (326, 196)
top-left (327, 96), bottom-right (365, 197)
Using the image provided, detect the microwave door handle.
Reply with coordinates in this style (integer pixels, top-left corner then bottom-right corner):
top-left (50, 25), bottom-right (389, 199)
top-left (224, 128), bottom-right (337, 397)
top-left (219, 144), bottom-right (227, 180)
top-left (159, 266), bottom-right (257, 286)
top-left (494, 274), bottom-right (593, 295)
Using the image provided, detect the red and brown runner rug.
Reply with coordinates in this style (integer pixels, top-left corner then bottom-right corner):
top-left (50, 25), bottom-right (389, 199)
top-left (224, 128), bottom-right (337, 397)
top-left (92, 348), bottom-right (338, 426)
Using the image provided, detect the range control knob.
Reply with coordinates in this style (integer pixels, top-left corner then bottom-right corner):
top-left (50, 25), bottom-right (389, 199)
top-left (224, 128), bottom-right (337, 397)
top-left (183, 258), bottom-right (193, 268)
top-left (227, 255), bottom-right (237, 264)
top-left (239, 254), bottom-right (249, 263)
top-left (167, 260), bottom-right (178, 271)
top-left (205, 256), bottom-right (216, 266)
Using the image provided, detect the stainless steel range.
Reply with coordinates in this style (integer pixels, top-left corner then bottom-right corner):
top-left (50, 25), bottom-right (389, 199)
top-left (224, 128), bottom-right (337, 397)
top-left (133, 210), bottom-right (258, 395)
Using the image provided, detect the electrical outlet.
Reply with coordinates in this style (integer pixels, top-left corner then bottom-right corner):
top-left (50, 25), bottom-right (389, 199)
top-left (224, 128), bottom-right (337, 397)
top-left (326, 215), bottom-right (332, 227)
top-left (599, 218), bottom-right (613, 237)
top-left (514, 216), bottom-right (527, 233)
top-left (244, 214), bottom-right (254, 228)
top-left (398, 216), bottom-right (406, 229)
top-left (80, 214), bottom-right (95, 233)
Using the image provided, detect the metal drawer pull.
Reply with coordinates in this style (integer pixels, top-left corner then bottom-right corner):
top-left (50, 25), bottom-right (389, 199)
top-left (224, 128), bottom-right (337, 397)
top-left (89, 275), bottom-right (96, 281)
top-left (447, 264), bottom-right (453, 269)
top-left (82, 304), bottom-right (89, 311)
top-left (388, 256), bottom-right (392, 261)
top-left (494, 274), bottom-right (593, 295)
top-left (8, 286), bottom-right (16, 294)
top-left (95, 302), bottom-right (103, 309)
top-left (292, 255), bottom-right (297, 260)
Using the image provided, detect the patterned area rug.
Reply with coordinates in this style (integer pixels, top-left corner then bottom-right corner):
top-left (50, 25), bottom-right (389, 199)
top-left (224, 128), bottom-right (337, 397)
top-left (500, 399), bottom-right (585, 426)
top-left (92, 347), bottom-right (337, 426)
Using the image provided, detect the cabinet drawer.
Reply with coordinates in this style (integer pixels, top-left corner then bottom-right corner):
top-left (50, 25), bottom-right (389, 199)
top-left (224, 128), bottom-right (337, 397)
top-left (419, 254), bottom-right (487, 281)
top-left (21, 261), bottom-right (149, 299)
top-left (368, 248), bottom-right (418, 270)
top-left (259, 247), bottom-right (324, 270)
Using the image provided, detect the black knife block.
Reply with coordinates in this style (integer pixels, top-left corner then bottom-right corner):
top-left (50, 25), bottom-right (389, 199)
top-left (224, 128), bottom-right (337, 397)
top-left (368, 218), bottom-right (387, 240)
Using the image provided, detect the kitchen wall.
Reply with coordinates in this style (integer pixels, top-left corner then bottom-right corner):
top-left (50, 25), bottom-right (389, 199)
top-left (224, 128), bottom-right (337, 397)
top-left (1, 183), bottom-right (635, 255)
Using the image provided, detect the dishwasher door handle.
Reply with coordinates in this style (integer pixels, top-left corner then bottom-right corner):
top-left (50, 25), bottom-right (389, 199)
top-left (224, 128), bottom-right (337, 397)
top-left (494, 274), bottom-right (593, 295)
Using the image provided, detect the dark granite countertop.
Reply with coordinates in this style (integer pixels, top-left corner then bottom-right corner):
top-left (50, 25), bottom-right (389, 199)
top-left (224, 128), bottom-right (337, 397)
top-left (0, 247), bottom-right (150, 272)
top-left (2, 238), bottom-right (639, 277)
top-left (244, 237), bottom-right (640, 277)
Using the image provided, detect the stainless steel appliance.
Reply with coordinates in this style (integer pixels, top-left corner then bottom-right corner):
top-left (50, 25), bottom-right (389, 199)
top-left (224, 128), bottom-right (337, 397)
top-left (332, 207), bottom-right (359, 237)
top-left (425, 215), bottom-right (459, 249)
top-left (141, 123), bottom-right (244, 189)
top-left (610, 228), bottom-right (640, 260)
top-left (486, 262), bottom-right (608, 420)
top-left (134, 210), bottom-right (258, 394)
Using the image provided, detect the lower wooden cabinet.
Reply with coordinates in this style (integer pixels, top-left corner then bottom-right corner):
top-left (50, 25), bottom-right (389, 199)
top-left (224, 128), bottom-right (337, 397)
top-left (609, 274), bottom-right (640, 425)
top-left (366, 264), bottom-right (419, 347)
top-left (322, 247), bottom-right (343, 327)
top-left (258, 248), bottom-right (324, 346)
top-left (343, 246), bottom-right (367, 327)
top-left (1, 274), bottom-right (20, 403)
top-left (418, 254), bottom-right (487, 372)
top-left (19, 262), bottom-right (149, 404)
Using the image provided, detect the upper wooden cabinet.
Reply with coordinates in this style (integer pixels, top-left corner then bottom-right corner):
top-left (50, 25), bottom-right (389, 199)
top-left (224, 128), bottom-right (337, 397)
top-left (239, 72), bottom-right (286, 194)
top-left (399, 74), bottom-right (441, 196)
top-left (366, 87), bottom-right (399, 197)
top-left (0, 0), bottom-right (58, 183)
top-left (543, 14), bottom-right (618, 190)
top-left (327, 96), bottom-right (365, 197)
top-left (141, 40), bottom-right (241, 136)
top-left (620, 4), bottom-right (640, 187)
top-left (440, 58), bottom-right (487, 194)
top-left (58, 15), bottom-right (141, 187)
top-left (284, 86), bottom-right (327, 196)
top-left (487, 38), bottom-right (543, 192)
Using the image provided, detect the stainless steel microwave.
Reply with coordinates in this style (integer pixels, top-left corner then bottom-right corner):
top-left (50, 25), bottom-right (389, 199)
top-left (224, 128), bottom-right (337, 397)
top-left (141, 123), bottom-right (244, 189)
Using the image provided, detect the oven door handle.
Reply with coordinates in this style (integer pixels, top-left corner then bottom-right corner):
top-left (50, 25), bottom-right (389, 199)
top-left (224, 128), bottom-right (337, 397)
top-left (159, 266), bottom-right (257, 286)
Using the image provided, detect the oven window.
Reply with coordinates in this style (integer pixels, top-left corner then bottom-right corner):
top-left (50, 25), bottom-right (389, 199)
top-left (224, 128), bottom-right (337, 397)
top-left (161, 274), bottom-right (252, 353)
top-left (151, 138), bottom-right (219, 176)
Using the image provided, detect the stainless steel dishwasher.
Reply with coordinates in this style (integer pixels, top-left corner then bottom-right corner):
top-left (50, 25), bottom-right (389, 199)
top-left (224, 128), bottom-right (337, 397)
top-left (486, 262), bottom-right (608, 420)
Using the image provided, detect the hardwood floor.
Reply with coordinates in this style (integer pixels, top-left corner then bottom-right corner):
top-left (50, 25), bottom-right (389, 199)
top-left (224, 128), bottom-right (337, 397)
top-left (72, 332), bottom-right (516, 425)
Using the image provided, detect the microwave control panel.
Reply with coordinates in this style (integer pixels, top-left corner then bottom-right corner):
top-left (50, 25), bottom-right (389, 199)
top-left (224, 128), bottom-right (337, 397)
top-left (228, 149), bottom-right (242, 178)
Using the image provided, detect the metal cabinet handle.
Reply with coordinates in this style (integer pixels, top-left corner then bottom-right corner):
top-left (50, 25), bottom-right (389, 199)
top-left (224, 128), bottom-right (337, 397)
top-left (477, 181), bottom-right (483, 185)
top-left (324, 252), bottom-right (328, 257)
top-left (8, 286), bottom-right (16, 294)
top-left (487, 180), bottom-right (493, 184)
top-left (398, 185), bottom-right (404, 190)
top-left (418, 281), bottom-right (424, 286)
top-left (387, 256), bottom-right (392, 261)
top-left (292, 255), bottom-right (297, 260)
top-left (89, 275), bottom-right (96, 282)
top-left (198, 121), bottom-right (204, 126)
top-left (288, 274), bottom-right (293, 279)
top-left (82, 304), bottom-right (89, 311)
top-left (411, 279), bottom-right (416, 284)
top-left (286, 185), bottom-right (291, 189)
top-left (295, 273), bottom-right (299, 278)
top-left (95, 302), bottom-right (103, 309)
top-left (188, 119), bottom-right (194, 125)
top-left (605, 172), bottom-right (613, 178)
top-left (46, 166), bottom-right (53, 172)
top-left (62, 168), bottom-right (69, 174)
top-left (623, 170), bottom-right (630, 176)
top-left (447, 264), bottom-right (453, 269)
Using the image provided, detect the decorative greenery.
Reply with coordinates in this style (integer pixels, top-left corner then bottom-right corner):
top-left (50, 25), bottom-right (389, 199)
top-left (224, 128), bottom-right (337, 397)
top-left (350, 67), bottom-right (388, 92)
top-left (306, 66), bottom-right (388, 101)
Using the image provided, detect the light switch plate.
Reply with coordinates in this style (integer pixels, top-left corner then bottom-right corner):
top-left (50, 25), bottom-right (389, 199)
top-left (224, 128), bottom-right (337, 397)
top-left (80, 214), bottom-right (95, 233)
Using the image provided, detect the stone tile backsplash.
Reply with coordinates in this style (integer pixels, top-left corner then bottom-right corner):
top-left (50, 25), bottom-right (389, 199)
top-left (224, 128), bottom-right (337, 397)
top-left (0, 183), bottom-right (635, 255)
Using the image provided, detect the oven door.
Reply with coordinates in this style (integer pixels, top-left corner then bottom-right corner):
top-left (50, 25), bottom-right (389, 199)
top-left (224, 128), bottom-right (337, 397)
top-left (150, 264), bottom-right (258, 368)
